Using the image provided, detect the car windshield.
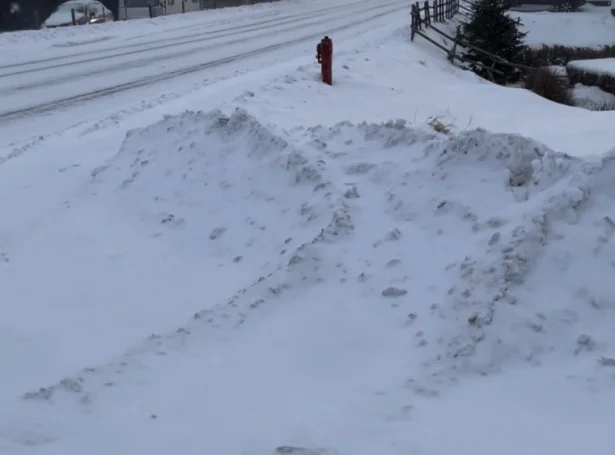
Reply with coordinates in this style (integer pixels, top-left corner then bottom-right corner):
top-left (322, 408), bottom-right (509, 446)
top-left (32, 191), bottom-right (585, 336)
top-left (57, 3), bottom-right (85, 13)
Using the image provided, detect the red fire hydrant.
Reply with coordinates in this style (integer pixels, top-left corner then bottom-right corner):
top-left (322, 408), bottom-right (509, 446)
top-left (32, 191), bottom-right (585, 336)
top-left (316, 36), bottom-right (333, 86)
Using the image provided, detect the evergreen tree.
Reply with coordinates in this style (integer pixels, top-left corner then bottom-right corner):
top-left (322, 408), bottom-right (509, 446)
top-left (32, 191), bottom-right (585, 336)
top-left (460, 0), bottom-right (528, 85)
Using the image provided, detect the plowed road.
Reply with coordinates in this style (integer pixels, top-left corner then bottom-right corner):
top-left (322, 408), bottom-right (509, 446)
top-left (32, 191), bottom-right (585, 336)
top-left (0, 0), bottom-right (407, 141)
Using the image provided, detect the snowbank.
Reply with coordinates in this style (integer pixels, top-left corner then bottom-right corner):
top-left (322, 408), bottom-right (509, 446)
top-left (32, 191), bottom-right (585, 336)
top-left (0, 107), bottom-right (347, 407)
top-left (3, 109), bottom-right (614, 455)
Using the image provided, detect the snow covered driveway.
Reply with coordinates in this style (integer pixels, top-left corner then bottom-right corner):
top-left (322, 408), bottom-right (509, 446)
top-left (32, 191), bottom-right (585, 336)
top-left (0, 0), bottom-right (406, 132)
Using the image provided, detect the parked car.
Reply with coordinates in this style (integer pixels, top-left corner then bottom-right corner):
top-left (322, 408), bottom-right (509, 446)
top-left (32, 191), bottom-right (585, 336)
top-left (42, 0), bottom-right (114, 28)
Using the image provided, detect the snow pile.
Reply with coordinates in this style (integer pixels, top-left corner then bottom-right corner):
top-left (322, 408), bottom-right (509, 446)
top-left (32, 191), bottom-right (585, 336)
top-left (86, 108), bottom-right (346, 269)
top-left (298, 121), bottom-right (615, 390)
top-left (17, 110), bottom-right (615, 409)
top-left (417, 130), bottom-right (615, 387)
top-left (3, 109), bottom-right (615, 454)
top-left (11, 108), bottom-right (356, 405)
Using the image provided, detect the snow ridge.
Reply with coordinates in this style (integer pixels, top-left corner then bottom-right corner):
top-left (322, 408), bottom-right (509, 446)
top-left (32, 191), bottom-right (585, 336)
top-left (18, 112), bottom-right (615, 410)
top-left (420, 131), bottom-right (615, 386)
top-left (20, 108), bottom-right (355, 405)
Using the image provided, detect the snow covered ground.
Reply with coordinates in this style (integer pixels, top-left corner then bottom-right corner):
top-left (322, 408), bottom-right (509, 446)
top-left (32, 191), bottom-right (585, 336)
top-left (572, 82), bottom-right (615, 109)
top-left (1, 1), bottom-right (615, 455)
top-left (511, 5), bottom-right (615, 47)
top-left (0, 0), bottom-right (408, 142)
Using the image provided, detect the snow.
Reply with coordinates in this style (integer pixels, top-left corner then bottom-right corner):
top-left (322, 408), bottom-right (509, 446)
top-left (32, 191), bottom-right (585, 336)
top-left (237, 34), bottom-right (615, 157)
top-left (44, 11), bottom-right (85, 28)
top-left (572, 82), bottom-right (615, 109)
top-left (0, 0), bottom-right (357, 58)
top-left (0, 0), bottom-right (409, 143)
top-left (3, 107), bottom-right (615, 455)
top-left (569, 57), bottom-right (615, 76)
top-left (510, 5), bottom-right (615, 48)
top-left (1, 1), bottom-right (615, 454)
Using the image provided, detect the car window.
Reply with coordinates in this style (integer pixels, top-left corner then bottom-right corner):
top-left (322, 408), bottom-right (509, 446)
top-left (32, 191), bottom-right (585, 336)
top-left (59, 3), bottom-right (85, 12)
top-left (88, 3), bottom-right (99, 14)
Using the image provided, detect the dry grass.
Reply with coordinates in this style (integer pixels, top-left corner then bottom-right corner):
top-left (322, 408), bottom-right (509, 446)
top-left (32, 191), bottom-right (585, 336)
top-left (586, 99), bottom-right (615, 112)
top-left (427, 116), bottom-right (454, 134)
top-left (525, 67), bottom-right (573, 106)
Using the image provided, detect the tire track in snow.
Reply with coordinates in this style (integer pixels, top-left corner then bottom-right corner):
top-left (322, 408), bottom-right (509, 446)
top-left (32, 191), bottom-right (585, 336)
top-left (0, 1), bottom-right (399, 95)
top-left (0, 0), bottom-right (377, 77)
top-left (0, 9), bottom-right (284, 72)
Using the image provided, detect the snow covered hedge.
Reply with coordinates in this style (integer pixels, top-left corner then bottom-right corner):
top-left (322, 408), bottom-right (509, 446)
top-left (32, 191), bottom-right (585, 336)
top-left (566, 59), bottom-right (615, 96)
top-left (525, 44), bottom-right (615, 67)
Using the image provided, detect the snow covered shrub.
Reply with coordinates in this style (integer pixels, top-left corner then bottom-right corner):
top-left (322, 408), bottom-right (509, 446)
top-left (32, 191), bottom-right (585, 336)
top-left (586, 99), bottom-right (615, 111)
top-left (566, 66), bottom-right (615, 97)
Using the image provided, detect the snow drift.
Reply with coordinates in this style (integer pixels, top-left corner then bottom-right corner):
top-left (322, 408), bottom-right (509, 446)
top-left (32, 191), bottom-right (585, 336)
top-left (4, 109), bottom-right (615, 453)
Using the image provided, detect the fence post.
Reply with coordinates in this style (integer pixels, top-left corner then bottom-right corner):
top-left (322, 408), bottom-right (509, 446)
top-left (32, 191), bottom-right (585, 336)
top-left (424, 0), bottom-right (430, 26)
top-left (411, 4), bottom-right (415, 40)
top-left (411, 3), bottom-right (417, 40)
top-left (316, 36), bottom-right (333, 86)
top-left (71, 8), bottom-right (76, 24)
top-left (448, 25), bottom-right (461, 63)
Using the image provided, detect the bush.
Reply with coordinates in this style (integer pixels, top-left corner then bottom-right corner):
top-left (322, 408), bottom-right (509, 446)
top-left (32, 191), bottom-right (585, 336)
top-left (524, 67), bottom-right (573, 105)
top-left (525, 44), bottom-right (615, 67)
top-left (586, 99), bottom-right (615, 111)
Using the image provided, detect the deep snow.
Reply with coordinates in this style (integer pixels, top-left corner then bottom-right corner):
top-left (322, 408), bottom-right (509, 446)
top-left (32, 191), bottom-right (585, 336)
top-left (2, 107), bottom-right (615, 455)
top-left (2, 2), bottom-right (615, 455)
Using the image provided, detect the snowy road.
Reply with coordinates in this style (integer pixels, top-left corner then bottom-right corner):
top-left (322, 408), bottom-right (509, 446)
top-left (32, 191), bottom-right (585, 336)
top-left (0, 0), bottom-right (406, 142)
